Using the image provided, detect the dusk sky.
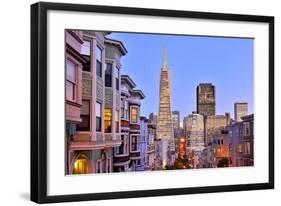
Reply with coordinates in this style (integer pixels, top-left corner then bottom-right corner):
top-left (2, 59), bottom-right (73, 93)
top-left (109, 32), bottom-right (254, 123)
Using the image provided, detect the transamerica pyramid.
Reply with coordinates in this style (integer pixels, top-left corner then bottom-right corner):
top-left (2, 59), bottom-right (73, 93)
top-left (156, 49), bottom-right (175, 167)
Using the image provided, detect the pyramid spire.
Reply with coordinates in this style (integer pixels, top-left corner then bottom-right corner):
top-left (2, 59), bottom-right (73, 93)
top-left (162, 48), bottom-right (168, 69)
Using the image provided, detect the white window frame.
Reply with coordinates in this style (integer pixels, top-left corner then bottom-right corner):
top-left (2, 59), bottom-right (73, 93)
top-left (130, 105), bottom-right (140, 124)
top-left (66, 58), bottom-right (77, 102)
top-left (121, 97), bottom-right (129, 120)
top-left (95, 41), bottom-right (104, 78)
top-left (130, 134), bottom-right (140, 152)
top-left (115, 133), bottom-right (129, 157)
top-left (243, 122), bottom-right (251, 136)
top-left (95, 101), bottom-right (102, 132)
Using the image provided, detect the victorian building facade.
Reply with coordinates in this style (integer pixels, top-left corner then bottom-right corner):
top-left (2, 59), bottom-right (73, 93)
top-left (113, 75), bottom-right (145, 172)
top-left (66, 30), bottom-right (127, 174)
top-left (228, 113), bottom-right (254, 167)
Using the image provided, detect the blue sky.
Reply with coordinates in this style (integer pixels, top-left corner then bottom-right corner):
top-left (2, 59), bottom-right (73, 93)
top-left (109, 32), bottom-right (253, 122)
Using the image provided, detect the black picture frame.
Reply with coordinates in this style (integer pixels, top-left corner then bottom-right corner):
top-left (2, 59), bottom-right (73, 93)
top-left (31, 1), bottom-right (274, 204)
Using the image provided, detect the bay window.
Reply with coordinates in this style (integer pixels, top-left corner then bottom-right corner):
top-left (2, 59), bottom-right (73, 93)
top-left (131, 135), bottom-right (140, 152)
top-left (96, 45), bottom-right (102, 77)
top-left (121, 98), bottom-right (128, 119)
top-left (104, 109), bottom-right (112, 133)
top-left (105, 63), bottom-right (112, 87)
top-left (66, 60), bottom-right (76, 101)
top-left (115, 110), bottom-right (119, 132)
top-left (115, 134), bottom-right (129, 156)
top-left (131, 107), bottom-right (139, 123)
top-left (81, 40), bottom-right (91, 72)
top-left (77, 100), bottom-right (90, 131)
top-left (96, 102), bottom-right (102, 132)
top-left (115, 66), bottom-right (119, 90)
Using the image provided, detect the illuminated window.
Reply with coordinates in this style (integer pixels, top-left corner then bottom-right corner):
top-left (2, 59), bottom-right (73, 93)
top-left (244, 142), bottom-right (251, 154)
top-left (66, 60), bottom-right (76, 101)
top-left (104, 109), bottom-right (112, 133)
top-left (73, 154), bottom-right (89, 174)
top-left (237, 144), bottom-right (243, 153)
top-left (96, 45), bottom-right (102, 77)
top-left (96, 102), bottom-right (102, 132)
top-left (131, 107), bottom-right (139, 123)
top-left (115, 110), bottom-right (119, 132)
top-left (77, 100), bottom-right (90, 131)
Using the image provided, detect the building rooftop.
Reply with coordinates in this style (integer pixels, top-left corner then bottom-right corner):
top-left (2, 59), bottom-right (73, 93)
top-left (234, 102), bottom-right (248, 105)
top-left (105, 37), bottom-right (128, 55)
top-left (132, 89), bottom-right (145, 99)
top-left (121, 75), bottom-right (136, 88)
top-left (241, 114), bottom-right (254, 121)
top-left (198, 83), bottom-right (213, 86)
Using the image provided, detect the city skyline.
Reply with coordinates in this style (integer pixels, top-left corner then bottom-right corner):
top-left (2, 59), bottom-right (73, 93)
top-left (65, 30), bottom-right (254, 175)
top-left (109, 32), bottom-right (254, 121)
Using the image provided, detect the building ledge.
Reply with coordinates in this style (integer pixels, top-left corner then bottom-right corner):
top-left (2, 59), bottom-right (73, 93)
top-left (69, 140), bottom-right (121, 151)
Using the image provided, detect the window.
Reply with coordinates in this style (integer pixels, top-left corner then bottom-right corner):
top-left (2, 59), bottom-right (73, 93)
top-left (77, 100), bottom-right (90, 131)
top-left (121, 98), bottom-right (128, 119)
top-left (104, 109), bottom-right (112, 133)
top-left (243, 122), bottom-right (250, 136)
top-left (96, 102), bottom-right (102, 132)
top-left (237, 144), bottom-right (243, 153)
top-left (124, 135), bottom-right (128, 154)
top-left (115, 135), bottom-right (128, 156)
top-left (96, 45), bottom-right (102, 77)
top-left (244, 142), bottom-right (251, 154)
top-left (115, 110), bottom-right (119, 133)
top-left (115, 66), bottom-right (119, 90)
top-left (116, 138), bottom-right (124, 155)
top-left (66, 60), bottom-right (76, 101)
top-left (105, 63), bottom-right (112, 87)
top-left (131, 135), bottom-right (139, 152)
top-left (81, 40), bottom-right (91, 71)
top-left (131, 107), bottom-right (139, 123)
top-left (81, 40), bottom-right (91, 56)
